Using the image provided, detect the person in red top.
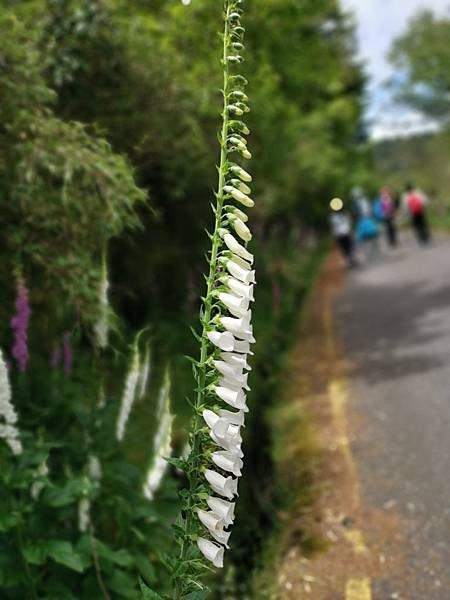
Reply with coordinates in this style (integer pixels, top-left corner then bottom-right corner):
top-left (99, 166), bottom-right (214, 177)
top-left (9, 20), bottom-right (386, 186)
top-left (402, 182), bottom-right (431, 244)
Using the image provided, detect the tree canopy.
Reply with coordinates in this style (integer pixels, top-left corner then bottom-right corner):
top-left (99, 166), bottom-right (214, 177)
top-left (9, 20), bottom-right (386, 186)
top-left (389, 10), bottom-right (450, 121)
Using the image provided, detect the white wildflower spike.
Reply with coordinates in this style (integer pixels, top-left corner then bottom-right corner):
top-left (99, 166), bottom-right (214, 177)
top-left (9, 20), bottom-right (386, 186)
top-left (176, 0), bottom-right (255, 580)
top-left (31, 461), bottom-right (49, 500)
top-left (143, 369), bottom-right (173, 500)
top-left (138, 343), bottom-right (152, 400)
top-left (0, 349), bottom-right (22, 455)
top-left (116, 339), bottom-right (140, 442)
top-left (77, 454), bottom-right (102, 533)
top-left (197, 538), bottom-right (224, 568)
top-left (93, 255), bottom-right (110, 349)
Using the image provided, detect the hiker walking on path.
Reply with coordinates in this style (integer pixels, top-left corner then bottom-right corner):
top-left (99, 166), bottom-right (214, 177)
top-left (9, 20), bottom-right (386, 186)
top-left (374, 187), bottom-right (398, 248)
top-left (351, 187), bottom-right (380, 263)
top-left (329, 197), bottom-right (356, 268)
top-left (402, 183), bottom-right (431, 245)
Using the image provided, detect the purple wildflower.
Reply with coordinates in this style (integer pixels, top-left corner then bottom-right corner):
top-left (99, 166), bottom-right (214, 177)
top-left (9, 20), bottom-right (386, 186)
top-left (62, 332), bottom-right (73, 375)
top-left (10, 280), bottom-right (31, 373)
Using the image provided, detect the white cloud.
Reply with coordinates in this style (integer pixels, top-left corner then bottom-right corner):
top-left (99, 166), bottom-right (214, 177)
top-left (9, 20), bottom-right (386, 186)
top-left (341, 0), bottom-right (450, 139)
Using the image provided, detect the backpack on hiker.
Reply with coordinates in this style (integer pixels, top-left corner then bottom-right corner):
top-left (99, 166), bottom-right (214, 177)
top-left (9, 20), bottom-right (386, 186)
top-left (407, 192), bottom-right (424, 216)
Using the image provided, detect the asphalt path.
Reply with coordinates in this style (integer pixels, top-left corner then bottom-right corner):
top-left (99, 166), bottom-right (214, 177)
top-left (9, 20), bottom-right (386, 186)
top-left (335, 234), bottom-right (450, 599)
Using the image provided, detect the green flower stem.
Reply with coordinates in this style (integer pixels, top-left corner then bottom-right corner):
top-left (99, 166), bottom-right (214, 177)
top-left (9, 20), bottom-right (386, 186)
top-left (174, 2), bottom-right (232, 597)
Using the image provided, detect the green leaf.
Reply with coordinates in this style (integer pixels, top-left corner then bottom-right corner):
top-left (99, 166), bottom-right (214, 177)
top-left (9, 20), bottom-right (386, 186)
top-left (139, 578), bottom-right (163, 599)
top-left (182, 592), bottom-right (209, 600)
top-left (46, 541), bottom-right (85, 573)
top-left (44, 478), bottom-right (88, 507)
top-left (107, 569), bottom-right (139, 599)
top-left (23, 542), bottom-right (47, 565)
top-left (0, 511), bottom-right (21, 532)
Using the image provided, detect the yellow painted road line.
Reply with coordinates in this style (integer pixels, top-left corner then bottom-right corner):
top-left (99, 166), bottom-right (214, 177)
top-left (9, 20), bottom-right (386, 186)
top-left (346, 578), bottom-right (372, 600)
top-left (329, 379), bottom-right (361, 512)
top-left (344, 529), bottom-right (368, 554)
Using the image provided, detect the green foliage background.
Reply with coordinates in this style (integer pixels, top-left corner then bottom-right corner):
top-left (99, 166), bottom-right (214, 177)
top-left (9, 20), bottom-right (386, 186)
top-left (0, 0), bottom-right (366, 597)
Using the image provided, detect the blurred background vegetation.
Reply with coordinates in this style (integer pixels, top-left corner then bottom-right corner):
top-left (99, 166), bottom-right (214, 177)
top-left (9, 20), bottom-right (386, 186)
top-left (2, 0), bottom-right (449, 598)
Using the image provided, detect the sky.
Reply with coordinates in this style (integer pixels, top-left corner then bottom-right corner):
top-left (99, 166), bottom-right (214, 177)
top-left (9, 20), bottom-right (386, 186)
top-left (341, 0), bottom-right (450, 140)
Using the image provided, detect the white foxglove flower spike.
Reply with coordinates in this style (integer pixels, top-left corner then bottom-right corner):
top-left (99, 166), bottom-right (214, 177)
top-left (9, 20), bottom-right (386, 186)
top-left (138, 343), bottom-right (152, 400)
top-left (0, 349), bottom-right (22, 455)
top-left (93, 253), bottom-right (110, 349)
top-left (116, 338), bottom-right (140, 442)
top-left (174, 1), bottom-right (255, 584)
top-left (143, 370), bottom-right (173, 500)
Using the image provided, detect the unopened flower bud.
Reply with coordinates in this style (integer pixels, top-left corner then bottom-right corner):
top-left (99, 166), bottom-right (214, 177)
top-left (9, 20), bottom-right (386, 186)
top-left (230, 165), bottom-right (252, 182)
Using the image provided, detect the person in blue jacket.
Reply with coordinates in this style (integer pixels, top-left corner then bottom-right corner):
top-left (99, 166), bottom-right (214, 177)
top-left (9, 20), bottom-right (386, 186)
top-left (351, 187), bottom-right (380, 262)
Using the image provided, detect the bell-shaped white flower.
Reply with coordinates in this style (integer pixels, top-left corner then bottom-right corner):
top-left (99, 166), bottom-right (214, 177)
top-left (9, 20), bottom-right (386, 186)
top-left (230, 165), bottom-right (252, 182)
top-left (215, 386), bottom-right (247, 410)
top-left (205, 469), bottom-right (238, 499)
top-left (222, 232), bottom-right (253, 264)
top-left (220, 316), bottom-right (255, 343)
top-left (228, 278), bottom-right (254, 301)
top-left (210, 528), bottom-right (231, 547)
top-left (212, 450), bottom-right (243, 476)
top-left (234, 340), bottom-right (254, 354)
top-left (220, 352), bottom-right (252, 371)
top-left (219, 371), bottom-right (249, 391)
top-left (223, 186), bottom-right (254, 208)
top-left (203, 409), bottom-right (232, 438)
top-left (224, 259), bottom-right (255, 284)
top-left (228, 253), bottom-right (253, 271)
top-left (207, 330), bottom-right (235, 351)
top-left (197, 538), bottom-right (224, 568)
top-left (211, 429), bottom-right (244, 458)
top-left (213, 359), bottom-right (243, 379)
top-left (197, 509), bottom-right (225, 533)
top-left (218, 409), bottom-right (245, 427)
top-left (207, 497), bottom-right (235, 526)
top-left (219, 292), bottom-right (249, 316)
